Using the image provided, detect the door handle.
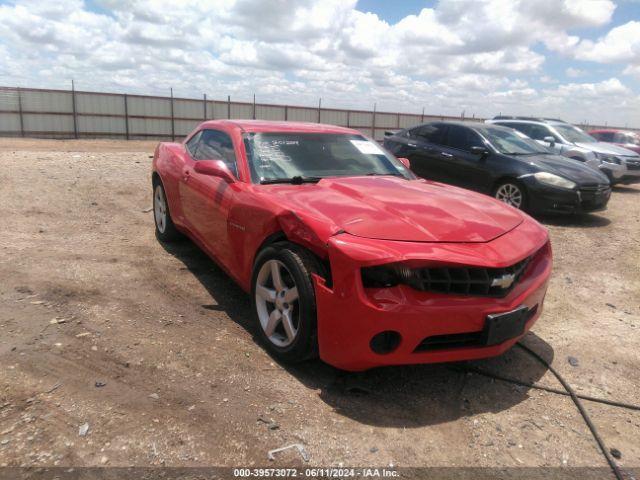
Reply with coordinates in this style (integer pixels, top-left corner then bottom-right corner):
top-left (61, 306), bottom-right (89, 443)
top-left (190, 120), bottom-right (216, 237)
top-left (182, 168), bottom-right (191, 181)
top-left (440, 152), bottom-right (453, 157)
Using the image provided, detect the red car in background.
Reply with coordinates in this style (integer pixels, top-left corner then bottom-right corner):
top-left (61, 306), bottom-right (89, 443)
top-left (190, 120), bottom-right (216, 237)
top-left (589, 129), bottom-right (640, 155)
top-left (152, 120), bottom-right (552, 371)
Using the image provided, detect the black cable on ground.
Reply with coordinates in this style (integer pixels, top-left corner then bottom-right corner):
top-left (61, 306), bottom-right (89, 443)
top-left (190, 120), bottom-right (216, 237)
top-left (452, 364), bottom-right (640, 411)
top-left (515, 342), bottom-right (625, 480)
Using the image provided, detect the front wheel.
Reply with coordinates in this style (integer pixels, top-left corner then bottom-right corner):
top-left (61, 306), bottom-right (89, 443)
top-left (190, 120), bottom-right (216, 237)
top-left (251, 242), bottom-right (323, 363)
top-left (153, 182), bottom-right (182, 242)
top-left (494, 180), bottom-right (527, 210)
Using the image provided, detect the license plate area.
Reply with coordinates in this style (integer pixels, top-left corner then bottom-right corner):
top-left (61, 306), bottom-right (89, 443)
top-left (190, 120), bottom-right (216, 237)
top-left (483, 306), bottom-right (529, 346)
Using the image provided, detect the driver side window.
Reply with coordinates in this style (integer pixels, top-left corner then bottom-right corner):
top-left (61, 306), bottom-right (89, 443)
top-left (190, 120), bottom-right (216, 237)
top-left (187, 129), bottom-right (238, 177)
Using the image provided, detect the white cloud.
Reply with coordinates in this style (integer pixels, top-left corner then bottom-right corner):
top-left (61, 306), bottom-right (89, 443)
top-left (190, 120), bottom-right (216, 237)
top-left (565, 67), bottom-right (586, 77)
top-left (0, 0), bottom-right (637, 126)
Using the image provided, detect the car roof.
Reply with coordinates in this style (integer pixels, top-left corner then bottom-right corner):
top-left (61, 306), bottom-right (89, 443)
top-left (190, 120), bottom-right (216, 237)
top-left (589, 128), bottom-right (635, 134)
top-left (420, 120), bottom-right (514, 133)
top-left (199, 119), bottom-right (360, 135)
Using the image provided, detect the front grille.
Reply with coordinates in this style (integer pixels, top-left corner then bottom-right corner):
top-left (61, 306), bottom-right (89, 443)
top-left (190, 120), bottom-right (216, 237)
top-left (578, 184), bottom-right (611, 209)
top-left (626, 160), bottom-right (640, 171)
top-left (407, 257), bottom-right (531, 297)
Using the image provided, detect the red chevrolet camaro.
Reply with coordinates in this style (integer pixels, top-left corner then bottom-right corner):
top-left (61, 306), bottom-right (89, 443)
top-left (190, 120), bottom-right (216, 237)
top-left (152, 120), bottom-right (552, 371)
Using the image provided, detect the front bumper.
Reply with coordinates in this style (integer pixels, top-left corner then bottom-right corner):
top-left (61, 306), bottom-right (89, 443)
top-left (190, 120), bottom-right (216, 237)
top-left (521, 176), bottom-right (611, 214)
top-left (315, 217), bottom-right (552, 371)
top-left (600, 158), bottom-right (640, 183)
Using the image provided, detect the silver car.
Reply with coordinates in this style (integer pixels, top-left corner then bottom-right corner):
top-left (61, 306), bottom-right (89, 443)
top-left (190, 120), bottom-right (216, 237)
top-left (487, 117), bottom-right (640, 184)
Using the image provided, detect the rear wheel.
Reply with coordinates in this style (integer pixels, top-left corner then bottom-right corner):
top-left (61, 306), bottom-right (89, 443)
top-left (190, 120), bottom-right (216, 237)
top-left (251, 242), bottom-right (323, 363)
top-left (494, 180), bottom-right (527, 210)
top-left (153, 182), bottom-right (182, 242)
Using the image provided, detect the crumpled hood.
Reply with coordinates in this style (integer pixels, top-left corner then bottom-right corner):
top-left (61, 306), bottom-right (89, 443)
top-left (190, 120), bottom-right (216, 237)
top-left (575, 141), bottom-right (640, 157)
top-left (260, 176), bottom-right (525, 243)
top-left (526, 154), bottom-right (610, 184)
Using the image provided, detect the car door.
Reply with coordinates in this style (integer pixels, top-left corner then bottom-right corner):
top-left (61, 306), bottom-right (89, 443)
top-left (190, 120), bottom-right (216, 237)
top-left (403, 123), bottom-right (449, 182)
top-left (438, 124), bottom-right (492, 192)
top-left (180, 128), bottom-right (239, 262)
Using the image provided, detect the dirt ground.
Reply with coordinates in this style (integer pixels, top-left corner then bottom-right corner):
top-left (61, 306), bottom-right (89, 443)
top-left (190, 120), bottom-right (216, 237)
top-left (0, 138), bottom-right (638, 473)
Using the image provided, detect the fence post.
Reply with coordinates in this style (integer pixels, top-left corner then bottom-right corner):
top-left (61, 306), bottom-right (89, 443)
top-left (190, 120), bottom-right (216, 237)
top-left (170, 88), bottom-right (175, 141)
top-left (347, 110), bottom-right (351, 128)
top-left (71, 80), bottom-right (78, 139)
top-left (253, 93), bottom-right (256, 120)
top-left (284, 105), bottom-right (288, 121)
top-left (124, 93), bottom-right (130, 140)
top-left (203, 93), bottom-right (207, 120)
top-left (17, 87), bottom-right (24, 137)
top-left (371, 103), bottom-right (376, 139)
top-left (227, 95), bottom-right (231, 119)
top-left (317, 98), bottom-right (322, 123)
top-left (396, 112), bottom-right (400, 129)
top-left (421, 107), bottom-right (425, 124)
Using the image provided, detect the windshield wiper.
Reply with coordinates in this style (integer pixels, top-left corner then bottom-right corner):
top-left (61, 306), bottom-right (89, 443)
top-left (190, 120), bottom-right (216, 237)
top-left (365, 172), bottom-right (404, 177)
top-left (260, 176), bottom-right (322, 185)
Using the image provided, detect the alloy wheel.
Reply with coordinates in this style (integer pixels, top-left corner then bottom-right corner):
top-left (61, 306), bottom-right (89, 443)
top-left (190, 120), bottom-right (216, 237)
top-left (154, 185), bottom-right (167, 233)
top-left (495, 183), bottom-right (523, 209)
top-left (255, 259), bottom-right (300, 348)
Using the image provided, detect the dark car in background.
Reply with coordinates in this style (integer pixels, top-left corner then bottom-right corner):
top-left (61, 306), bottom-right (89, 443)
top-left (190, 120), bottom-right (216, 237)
top-left (383, 122), bottom-right (611, 214)
top-left (589, 129), bottom-right (640, 155)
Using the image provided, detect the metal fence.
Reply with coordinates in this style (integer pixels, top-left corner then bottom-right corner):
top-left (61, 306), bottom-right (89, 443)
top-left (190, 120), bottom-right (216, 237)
top-left (0, 86), bottom-right (636, 142)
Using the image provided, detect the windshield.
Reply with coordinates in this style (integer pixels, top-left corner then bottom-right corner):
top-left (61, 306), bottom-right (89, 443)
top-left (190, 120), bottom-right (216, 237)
top-left (244, 133), bottom-right (413, 183)
top-left (475, 126), bottom-right (550, 155)
top-left (553, 124), bottom-right (597, 143)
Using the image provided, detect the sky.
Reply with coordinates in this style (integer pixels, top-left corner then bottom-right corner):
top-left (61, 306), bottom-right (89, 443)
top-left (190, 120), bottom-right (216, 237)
top-left (1, 0), bottom-right (640, 126)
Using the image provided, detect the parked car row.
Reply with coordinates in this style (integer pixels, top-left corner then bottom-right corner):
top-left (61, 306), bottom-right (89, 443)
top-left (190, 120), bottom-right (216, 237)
top-left (383, 117), bottom-right (640, 214)
top-left (488, 117), bottom-right (640, 185)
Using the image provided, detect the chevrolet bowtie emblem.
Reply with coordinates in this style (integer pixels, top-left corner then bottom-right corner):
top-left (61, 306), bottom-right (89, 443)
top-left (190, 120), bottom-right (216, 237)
top-left (491, 273), bottom-right (516, 289)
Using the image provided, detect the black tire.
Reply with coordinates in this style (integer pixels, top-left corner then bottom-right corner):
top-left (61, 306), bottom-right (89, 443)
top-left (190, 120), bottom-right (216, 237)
top-left (153, 180), bottom-right (182, 242)
top-left (493, 179), bottom-right (528, 211)
top-left (251, 242), bottom-right (323, 363)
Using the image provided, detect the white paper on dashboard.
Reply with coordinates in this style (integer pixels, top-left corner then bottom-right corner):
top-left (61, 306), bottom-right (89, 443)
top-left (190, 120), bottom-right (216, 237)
top-left (350, 140), bottom-right (384, 155)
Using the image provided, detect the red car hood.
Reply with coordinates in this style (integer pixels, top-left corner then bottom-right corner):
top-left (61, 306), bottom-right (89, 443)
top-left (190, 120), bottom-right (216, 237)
top-left (261, 176), bottom-right (524, 243)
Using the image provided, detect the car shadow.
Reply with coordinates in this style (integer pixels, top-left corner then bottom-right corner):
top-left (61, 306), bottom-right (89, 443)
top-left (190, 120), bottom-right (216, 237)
top-left (537, 213), bottom-right (611, 228)
top-left (160, 239), bottom-right (553, 429)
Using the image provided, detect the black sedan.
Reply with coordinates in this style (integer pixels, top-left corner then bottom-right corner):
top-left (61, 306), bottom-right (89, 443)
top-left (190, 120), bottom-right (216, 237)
top-left (384, 121), bottom-right (611, 214)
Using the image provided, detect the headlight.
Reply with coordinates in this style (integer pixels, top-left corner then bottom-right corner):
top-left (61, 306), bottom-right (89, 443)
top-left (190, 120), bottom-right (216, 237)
top-left (594, 152), bottom-right (622, 164)
top-left (533, 172), bottom-right (576, 189)
top-left (361, 264), bottom-right (418, 288)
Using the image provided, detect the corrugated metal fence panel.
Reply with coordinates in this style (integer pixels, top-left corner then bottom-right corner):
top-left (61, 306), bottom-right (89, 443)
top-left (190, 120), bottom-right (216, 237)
top-left (23, 113), bottom-right (73, 132)
top-left (0, 113), bottom-right (21, 132)
top-left (78, 115), bottom-right (126, 135)
top-left (0, 88), bottom-right (19, 110)
top-left (175, 119), bottom-right (200, 137)
top-left (76, 92), bottom-right (125, 115)
top-left (399, 114), bottom-right (421, 129)
top-left (128, 117), bottom-right (171, 136)
top-left (22, 90), bottom-right (72, 113)
top-left (375, 112), bottom-right (398, 128)
top-left (211, 101), bottom-right (229, 119)
top-left (320, 109), bottom-right (348, 126)
top-left (349, 111), bottom-right (373, 128)
top-left (287, 107), bottom-right (318, 123)
top-left (230, 103), bottom-right (254, 119)
top-left (256, 105), bottom-right (285, 121)
top-left (127, 96), bottom-right (171, 117)
top-left (174, 99), bottom-right (204, 119)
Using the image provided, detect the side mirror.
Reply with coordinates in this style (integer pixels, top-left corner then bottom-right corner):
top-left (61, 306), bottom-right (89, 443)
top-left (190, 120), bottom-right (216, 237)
top-left (398, 157), bottom-right (411, 169)
top-left (193, 160), bottom-right (235, 183)
top-left (470, 146), bottom-right (489, 157)
top-left (543, 136), bottom-right (556, 147)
